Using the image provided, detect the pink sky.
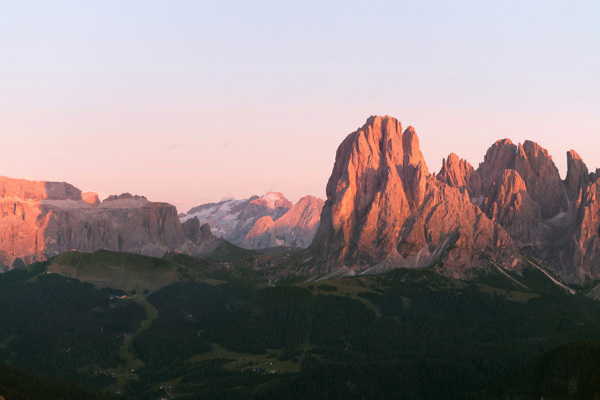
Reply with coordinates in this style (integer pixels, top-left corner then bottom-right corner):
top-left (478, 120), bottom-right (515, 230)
top-left (1, 1), bottom-right (599, 212)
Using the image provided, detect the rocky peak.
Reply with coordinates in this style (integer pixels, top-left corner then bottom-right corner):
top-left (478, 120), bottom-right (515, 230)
top-left (514, 141), bottom-right (567, 218)
top-left (104, 193), bottom-right (147, 202)
top-left (310, 115), bottom-right (520, 276)
top-left (0, 177), bottom-right (82, 201)
top-left (477, 139), bottom-right (567, 219)
top-left (478, 139), bottom-right (518, 192)
top-left (402, 126), bottom-right (429, 175)
top-left (565, 150), bottom-right (591, 202)
top-left (481, 169), bottom-right (542, 245)
top-left (82, 192), bottom-right (100, 205)
top-left (437, 153), bottom-right (482, 196)
top-left (249, 192), bottom-right (293, 210)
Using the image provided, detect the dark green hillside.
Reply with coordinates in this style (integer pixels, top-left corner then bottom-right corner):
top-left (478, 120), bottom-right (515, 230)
top-left (3, 251), bottom-right (600, 400)
top-left (120, 265), bottom-right (600, 399)
top-left (0, 364), bottom-right (129, 400)
top-left (462, 341), bottom-right (600, 400)
top-left (0, 264), bottom-right (147, 389)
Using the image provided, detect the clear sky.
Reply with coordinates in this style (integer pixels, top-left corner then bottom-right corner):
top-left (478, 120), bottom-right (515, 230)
top-left (1, 1), bottom-right (599, 212)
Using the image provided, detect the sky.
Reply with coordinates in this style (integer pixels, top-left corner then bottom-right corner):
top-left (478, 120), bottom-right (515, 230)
top-left (1, 1), bottom-right (599, 213)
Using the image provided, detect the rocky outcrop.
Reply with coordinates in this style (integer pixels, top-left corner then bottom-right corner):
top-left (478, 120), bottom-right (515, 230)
top-left (565, 150), bottom-right (590, 202)
top-left (181, 193), bottom-right (323, 249)
top-left (271, 196), bottom-right (324, 248)
top-left (437, 153), bottom-right (481, 196)
top-left (243, 216), bottom-right (276, 249)
top-left (242, 196), bottom-right (325, 249)
top-left (82, 192), bottom-right (100, 205)
top-left (470, 140), bottom-right (600, 281)
top-left (0, 177), bottom-right (222, 266)
top-left (308, 115), bottom-right (521, 277)
top-left (515, 141), bottom-right (568, 219)
top-left (481, 169), bottom-right (542, 246)
top-left (565, 179), bottom-right (600, 279)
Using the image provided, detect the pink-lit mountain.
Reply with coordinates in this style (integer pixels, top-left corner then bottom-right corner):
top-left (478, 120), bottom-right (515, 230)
top-left (180, 193), bottom-right (324, 249)
top-left (307, 115), bottom-right (600, 283)
top-left (0, 177), bottom-right (221, 267)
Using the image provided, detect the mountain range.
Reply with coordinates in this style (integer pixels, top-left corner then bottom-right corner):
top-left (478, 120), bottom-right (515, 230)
top-left (179, 192), bottom-right (324, 249)
top-left (2, 114), bottom-right (600, 284)
top-left (3, 114), bottom-right (600, 399)
top-left (300, 115), bottom-right (600, 283)
top-left (0, 177), bottom-right (222, 268)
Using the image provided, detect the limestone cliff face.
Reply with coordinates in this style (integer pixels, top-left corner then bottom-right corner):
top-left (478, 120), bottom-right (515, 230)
top-left (565, 150), bottom-right (591, 202)
top-left (181, 193), bottom-right (323, 249)
top-left (308, 116), bottom-right (520, 276)
top-left (566, 178), bottom-right (600, 279)
top-left (0, 178), bottom-right (220, 266)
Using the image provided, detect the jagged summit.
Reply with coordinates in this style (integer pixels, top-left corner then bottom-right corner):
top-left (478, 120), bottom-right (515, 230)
top-left (309, 115), bottom-right (520, 278)
top-left (308, 115), bottom-right (600, 283)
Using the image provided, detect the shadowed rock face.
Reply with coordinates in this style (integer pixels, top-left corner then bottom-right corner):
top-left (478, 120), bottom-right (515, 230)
top-left (180, 193), bottom-right (324, 249)
top-left (308, 116), bottom-right (521, 277)
top-left (0, 177), bottom-right (221, 267)
top-left (443, 140), bottom-right (600, 282)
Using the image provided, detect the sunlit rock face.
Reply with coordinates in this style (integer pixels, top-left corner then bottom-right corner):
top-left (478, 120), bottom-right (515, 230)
top-left (437, 153), bottom-right (482, 197)
top-left (0, 177), bottom-right (220, 267)
top-left (307, 115), bottom-right (600, 283)
top-left (308, 116), bottom-right (521, 277)
top-left (82, 191), bottom-right (100, 205)
top-left (181, 193), bottom-right (324, 249)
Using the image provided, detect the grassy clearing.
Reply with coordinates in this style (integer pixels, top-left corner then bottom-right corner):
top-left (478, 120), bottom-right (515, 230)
top-left (188, 344), bottom-right (300, 374)
top-left (299, 277), bottom-right (383, 316)
top-left (475, 283), bottom-right (539, 303)
top-left (48, 251), bottom-right (176, 293)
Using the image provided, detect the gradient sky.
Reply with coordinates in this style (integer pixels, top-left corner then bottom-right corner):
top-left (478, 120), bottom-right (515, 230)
top-left (1, 1), bottom-right (599, 212)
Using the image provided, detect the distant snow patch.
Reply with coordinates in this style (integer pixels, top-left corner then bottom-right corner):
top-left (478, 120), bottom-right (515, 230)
top-left (260, 192), bottom-right (284, 209)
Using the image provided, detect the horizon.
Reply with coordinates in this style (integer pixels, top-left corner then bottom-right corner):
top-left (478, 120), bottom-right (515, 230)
top-left (2, 1), bottom-right (599, 213)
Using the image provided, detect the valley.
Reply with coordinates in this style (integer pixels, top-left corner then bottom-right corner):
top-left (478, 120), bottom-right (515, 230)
top-left (3, 247), bottom-right (600, 399)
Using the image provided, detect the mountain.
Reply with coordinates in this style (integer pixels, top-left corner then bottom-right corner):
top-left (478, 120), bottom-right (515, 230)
top-left (437, 140), bottom-right (600, 282)
top-left (0, 176), bottom-right (222, 267)
top-left (180, 192), bottom-right (324, 249)
top-left (308, 115), bottom-right (520, 277)
top-left (308, 115), bottom-right (600, 282)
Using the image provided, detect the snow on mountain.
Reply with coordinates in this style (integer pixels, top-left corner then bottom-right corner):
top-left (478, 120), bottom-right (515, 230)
top-left (180, 193), bottom-right (323, 249)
